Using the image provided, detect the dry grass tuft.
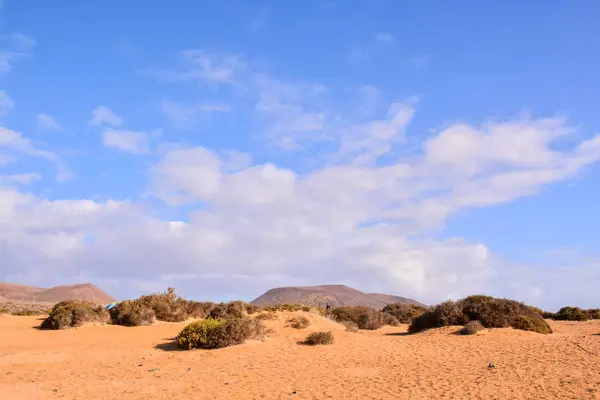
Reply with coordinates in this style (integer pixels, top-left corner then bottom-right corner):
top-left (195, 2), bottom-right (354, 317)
top-left (287, 316), bottom-right (311, 329)
top-left (303, 331), bottom-right (334, 345)
top-left (458, 320), bottom-right (485, 335)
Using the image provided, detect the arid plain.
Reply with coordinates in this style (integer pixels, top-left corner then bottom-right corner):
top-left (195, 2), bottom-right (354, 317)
top-left (1, 312), bottom-right (599, 400)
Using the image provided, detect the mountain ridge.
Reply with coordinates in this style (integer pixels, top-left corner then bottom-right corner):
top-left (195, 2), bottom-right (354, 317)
top-left (251, 284), bottom-right (424, 309)
top-left (0, 282), bottom-right (115, 305)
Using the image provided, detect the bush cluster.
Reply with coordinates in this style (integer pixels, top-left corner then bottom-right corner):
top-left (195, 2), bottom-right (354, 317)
top-left (176, 317), bottom-right (265, 349)
top-left (552, 306), bottom-right (589, 321)
top-left (382, 303), bottom-right (428, 324)
top-left (303, 331), bottom-right (334, 345)
top-left (41, 300), bottom-right (109, 330)
top-left (208, 301), bottom-right (249, 320)
top-left (287, 316), bottom-right (311, 329)
top-left (330, 306), bottom-right (386, 330)
top-left (255, 311), bottom-right (277, 320)
top-left (408, 295), bottom-right (552, 334)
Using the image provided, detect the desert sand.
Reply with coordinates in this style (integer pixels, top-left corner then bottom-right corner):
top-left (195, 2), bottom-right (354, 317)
top-left (1, 312), bottom-right (599, 400)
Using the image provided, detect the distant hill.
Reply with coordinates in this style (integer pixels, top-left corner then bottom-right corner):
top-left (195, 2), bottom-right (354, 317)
top-left (251, 284), bottom-right (424, 309)
top-left (0, 282), bottom-right (115, 305)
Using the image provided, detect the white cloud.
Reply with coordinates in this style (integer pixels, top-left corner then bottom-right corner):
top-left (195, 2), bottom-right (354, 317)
top-left (0, 90), bottom-right (13, 116)
top-left (375, 32), bottom-right (395, 44)
top-left (0, 172), bottom-right (42, 185)
top-left (0, 32), bottom-right (35, 74)
top-left (89, 106), bottom-right (123, 127)
top-left (102, 128), bottom-right (149, 154)
top-left (161, 100), bottom-right (230, 128)
top-left (36, 113), bottom-right (63, 131)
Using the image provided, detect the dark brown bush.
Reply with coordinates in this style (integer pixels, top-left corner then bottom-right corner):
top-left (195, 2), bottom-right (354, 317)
top-left (408, 296), bottom-right (551, 334)
top-left (330, 306), bottom-right (384, 330)
top-left (208, 301), bottom-right (249, 320)
top-left (110, 300), bottom-right (156, 326)
top-left (13, 310), bottom-right (44, 316)
top-left (553, 306), bottom-right (589, 321)
top-left (585, 309), bottom-right (600, 319)
top-left (382, 303), bottom-right (428, 324)
top-left (303, 331), bottom-right (334, 345)
top-left (41, 300), bottom-right (109, 330)
top-left (541, 311), bottom-right (555, 319)
top-left (458, 320), bottom-right (485, 335)
top-left (340, 320), bottom-right (359, 333)
top-left (287, 316), bottom-right (311, 329)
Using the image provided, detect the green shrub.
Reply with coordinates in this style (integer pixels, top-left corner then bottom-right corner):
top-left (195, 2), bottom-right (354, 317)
top-left (382, 303), bottom-right (428, 324)
top-left (110, 300), bottom-right (155, 326)
top-left (458, 320), bottom-right (484, 335)
top-left (541, 311), bottom-right (555, 319)
top-left (408, 296), bottom-right (551, 334)
top-left (303, 331), bottom-right (334, 345)
top-left (176, 318), bottom-right (226, 349)
top-left (553, 306), bottom-right (589, 321)
top-left (287, 316), bottom-right (310, 329)
top-left (176, 317), bottom-right (265, 349)
top-left (41, 300), bottom-right (109, 330)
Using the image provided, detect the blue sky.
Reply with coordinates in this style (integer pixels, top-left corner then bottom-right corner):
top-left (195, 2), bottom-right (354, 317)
top-left (1, 1), bottom-right (599, 309)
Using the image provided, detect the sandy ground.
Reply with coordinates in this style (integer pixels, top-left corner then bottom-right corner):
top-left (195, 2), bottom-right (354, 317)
top-left (1, 312), bottom-right (599, 400)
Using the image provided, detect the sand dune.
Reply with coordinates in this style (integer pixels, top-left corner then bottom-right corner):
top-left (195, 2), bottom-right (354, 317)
top-left (0, 312), bottom-right (598, 399)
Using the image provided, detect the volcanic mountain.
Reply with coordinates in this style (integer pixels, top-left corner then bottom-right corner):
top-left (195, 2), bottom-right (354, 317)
top-left (0, 282), bottom-right (115, 305)
top-left (251, 284), bottom-right (424, 309)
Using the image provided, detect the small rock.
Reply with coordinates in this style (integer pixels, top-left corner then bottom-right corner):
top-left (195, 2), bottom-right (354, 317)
top-left (188, 367), bottom-right (192, 372)
top-left (224, 382), bottom-right (230, 385)
top-left (148, 368), bottom-right (160, 372)
top-left (292, 390), bottom-right (297, 395)
top-left (488, 362), bottom-right (496, 368)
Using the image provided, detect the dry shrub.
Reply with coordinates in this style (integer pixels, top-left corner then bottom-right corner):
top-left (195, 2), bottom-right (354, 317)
top-left (135, 287), bottom-right (189, 322)
top-left (382, 313), bottom-right (401, 326)
top-left (255, 311), bottom-right (277, 320)
top-left (541, 311), bottom-right (555, 319)
top-left (176, 317), bottom-right (265, 349)
top-left (408, 296), bottom-right (552, 334)
top-left (13, 310), bottom-right (45, 316)
top-left (244, 303), bottom-right (261, 315)
top-left (382, 303), bottom-right (428, 324)
top-left (263, 304), bottom-right (310, 312)
top-left (330, 306), bottom-right (384, 330)
top-left (553, 306), bottom-right (589, 321)
top-left (186, 301), bottom-right (215, 319)
top-left (287, 316), bottom-right (311, 329)
top-left (340, 320), bottom-right (359, 333)
top-left (458, 320), bottom-right (485, 335)
top-left (110, 300), bottom-right (155, 326)
top-left (585, 309), bottom-right (600, 319)
top-left (303, 331), bottom-right (334, 345)
top-left (41, 300), bottom-right (109, 330)
top-left (208, 301), bottom-right (249, 320)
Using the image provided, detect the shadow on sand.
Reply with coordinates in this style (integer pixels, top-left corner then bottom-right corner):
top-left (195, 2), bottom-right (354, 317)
top-left (154, 337), bottom-right (185, 352)
top-left (384, 332), bottom-right (411, 337)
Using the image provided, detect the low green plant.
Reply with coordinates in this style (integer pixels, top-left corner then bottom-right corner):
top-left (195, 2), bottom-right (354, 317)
top-left (41, 300), bottom-right (109, 330)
